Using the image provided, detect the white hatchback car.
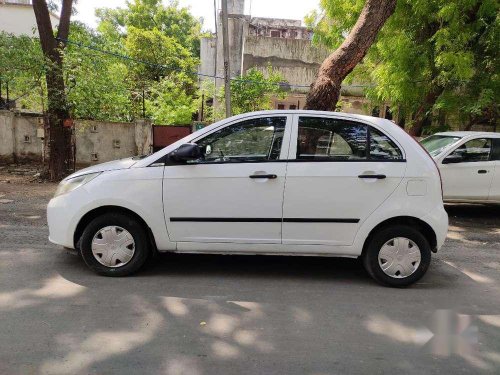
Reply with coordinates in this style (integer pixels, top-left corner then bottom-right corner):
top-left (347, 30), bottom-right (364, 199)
top-left (48, 111), bottom-right (448, 287)
top-left (421, 131), bottom-right (500, 203)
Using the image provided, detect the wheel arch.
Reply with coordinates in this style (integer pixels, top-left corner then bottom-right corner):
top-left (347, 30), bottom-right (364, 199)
top-left (74, 205), bottom-right (158, 253)
top-left (361, 216), bottom-right (438, 256)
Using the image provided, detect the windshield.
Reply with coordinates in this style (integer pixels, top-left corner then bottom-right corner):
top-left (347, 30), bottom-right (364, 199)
top-left (420, 135), bottom-right (462, 156)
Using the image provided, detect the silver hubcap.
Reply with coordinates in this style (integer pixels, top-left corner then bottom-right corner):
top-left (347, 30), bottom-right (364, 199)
top-left (378, 237), bottom-right (421, 278)
top-left (91, 226), bottom-right (135, 268)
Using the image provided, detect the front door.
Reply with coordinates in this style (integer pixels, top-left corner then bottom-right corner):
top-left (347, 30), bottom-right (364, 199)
top-left (440, 137), bottom-right (494, 200)
top-left (163, 115), bottom-right (291, 244)
top-left (282, 115), bottom-right (406, 246)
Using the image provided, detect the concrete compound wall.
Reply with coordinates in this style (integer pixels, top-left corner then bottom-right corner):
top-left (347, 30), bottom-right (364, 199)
top-left (0, 111), bottom-right (152, 165)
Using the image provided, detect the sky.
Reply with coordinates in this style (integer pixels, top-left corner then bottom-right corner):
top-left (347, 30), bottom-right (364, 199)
top-left (73, 0), bottom-right (321, 31)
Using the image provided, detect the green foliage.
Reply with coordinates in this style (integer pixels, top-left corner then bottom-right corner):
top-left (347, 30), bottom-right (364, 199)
top-left (0, 32), bottom-right (46, 111)
top-left (94, 0), bottom-right (203, 123)
top-left (145, 75), bottom-right (197, 124)
top-left (124, 26), bottom-right (198, 86)
top-left (1, 0), bottom-right (204, 124)
top-left (63, 22), bottom-right (133, 121)
top-left (96, 0), bottom-right (203, 57)
top-left (216, 67), bottom-right (288, 116)
top-left (308, 0), bottom-right (500, 130)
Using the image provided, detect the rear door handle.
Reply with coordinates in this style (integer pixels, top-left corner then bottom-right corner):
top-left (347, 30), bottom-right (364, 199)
top-left (358, 174), bottom-right (386, 179)
top-left (478, 170), bottom-right (488, 174)
top-left (249, 174), bottom-right (277, 179)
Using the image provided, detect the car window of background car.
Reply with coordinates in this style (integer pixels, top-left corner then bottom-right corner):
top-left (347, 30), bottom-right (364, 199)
top-left (194, 117), bottom-right (286, 163)
top-left (420, 135), bottom-right (462, 156)
top-left (297, 117), bottom-right (367, 160)
top-left (449, 138), bottom-right (491, 162)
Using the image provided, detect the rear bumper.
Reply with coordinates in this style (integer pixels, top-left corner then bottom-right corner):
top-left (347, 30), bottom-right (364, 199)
top-left (421, 204), bottom-right (448, 252)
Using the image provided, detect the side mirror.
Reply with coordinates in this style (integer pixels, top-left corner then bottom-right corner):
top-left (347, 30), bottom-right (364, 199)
top-left (170, 143), bottom-right (203, 162)
top-left (442, 154), bottom-right (464, 164)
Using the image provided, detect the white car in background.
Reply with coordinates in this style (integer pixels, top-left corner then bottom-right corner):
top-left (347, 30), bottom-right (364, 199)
top-left (47, 111), bottom-right (448, 287)
top-left (421, 132), bottom-right (500, 203)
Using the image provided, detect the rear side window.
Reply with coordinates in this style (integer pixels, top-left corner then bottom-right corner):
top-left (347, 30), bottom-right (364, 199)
top-left (296, 117), bottom-right (403, 161)
top-left (297, 117), bottom-right (367, 160)
top-left (370, 127), bottom-right (403, 160)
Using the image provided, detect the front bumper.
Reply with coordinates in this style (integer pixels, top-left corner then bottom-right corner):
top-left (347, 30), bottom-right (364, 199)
top-left (47, 193), bottom-right (81, 249)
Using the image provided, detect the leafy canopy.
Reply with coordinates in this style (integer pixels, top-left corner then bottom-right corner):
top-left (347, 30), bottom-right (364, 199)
top-left (308, 0), bottom-right (499, 131)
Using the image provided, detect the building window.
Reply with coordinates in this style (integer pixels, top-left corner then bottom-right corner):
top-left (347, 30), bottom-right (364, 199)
top-left (270, 30), bottom-right (281, 38)
top-left (277, 104), bottom-right (285, 110)
top-left (289, 105), bottom-right (297, 110)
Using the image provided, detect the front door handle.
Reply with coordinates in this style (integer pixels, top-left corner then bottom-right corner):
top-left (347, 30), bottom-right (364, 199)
top-left (358, 174), bottom-right (386, 179)
top-left (249, 174), bottom-right (277, 179)
top-left (478, 170), bottom-right (488, 174)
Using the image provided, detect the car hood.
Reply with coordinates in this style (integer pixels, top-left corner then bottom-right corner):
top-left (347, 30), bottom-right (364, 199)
top-left (65, 157), bottom-right (138, 180)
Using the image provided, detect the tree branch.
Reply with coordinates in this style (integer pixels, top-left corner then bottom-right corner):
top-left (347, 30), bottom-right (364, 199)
top-left (56, 0), bottom-right (74, 46)
top-left (32, 0), bottom-right (56, 54)
top-left (305, 0), bottom-right (397, 111)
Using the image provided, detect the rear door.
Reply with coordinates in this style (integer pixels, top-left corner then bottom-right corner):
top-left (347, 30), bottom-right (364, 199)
top-left (282, 115), bottom-right (406, 246)
top-left (440, 137), bottom-right (494, 200)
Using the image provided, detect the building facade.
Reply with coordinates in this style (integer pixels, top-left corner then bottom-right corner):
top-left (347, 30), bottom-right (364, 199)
top-left (199, 0), bottom-right (380, 116)
top-left (0, 0), bottom-right (59, 37)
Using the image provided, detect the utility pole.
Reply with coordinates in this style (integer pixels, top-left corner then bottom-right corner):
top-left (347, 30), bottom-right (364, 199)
top-left (221, 0), bottom-right (231, 117)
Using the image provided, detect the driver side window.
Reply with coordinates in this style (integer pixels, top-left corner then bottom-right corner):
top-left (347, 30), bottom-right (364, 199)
top-left (448, 138), bottom-right (491, 163)
top-left (193, 117), bottom-right (286, 163)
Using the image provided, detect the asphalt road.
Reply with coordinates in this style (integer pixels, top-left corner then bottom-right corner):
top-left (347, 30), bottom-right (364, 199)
top-left (1, 175), bottom-right (499, 375)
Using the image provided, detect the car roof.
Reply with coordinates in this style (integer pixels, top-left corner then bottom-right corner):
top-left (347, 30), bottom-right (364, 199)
top-left (433, 131), bottom-right (500, 138)
top-left (224, 109), bottom-right (395, 128)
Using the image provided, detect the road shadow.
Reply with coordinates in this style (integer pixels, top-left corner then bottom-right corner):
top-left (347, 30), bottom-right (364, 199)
top-left (445, 203), bottom-right (500, 225)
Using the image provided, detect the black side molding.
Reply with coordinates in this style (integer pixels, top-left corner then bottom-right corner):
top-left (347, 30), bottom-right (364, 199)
top-left (170, 217), bottom-right (360, 223)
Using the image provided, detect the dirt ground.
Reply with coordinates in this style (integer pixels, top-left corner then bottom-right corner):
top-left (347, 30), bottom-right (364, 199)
top-left (1, 165), bottom-right (499, 375)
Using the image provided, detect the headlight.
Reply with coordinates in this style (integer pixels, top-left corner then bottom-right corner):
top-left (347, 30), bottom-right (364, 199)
top-left (54, 172), bottom-right (101, 198)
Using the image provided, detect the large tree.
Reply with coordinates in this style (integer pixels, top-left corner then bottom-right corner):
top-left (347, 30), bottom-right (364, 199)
top-left (32, 0), bottom-right (74, 180)
top-left (308, 0), bottom-right (499, 135)
top-left (305, 0), bottom-right (397, 111)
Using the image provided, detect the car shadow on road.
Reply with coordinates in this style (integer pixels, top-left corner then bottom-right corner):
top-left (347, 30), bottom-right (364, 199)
top-left (445, 203), bottom-right (500, 224)
top-left (56, 249), bottom-right (461, 296)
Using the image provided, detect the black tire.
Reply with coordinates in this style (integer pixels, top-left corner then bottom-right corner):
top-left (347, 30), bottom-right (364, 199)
top-left (362, 225), bottom-right (431, 287)
top-left (80, 212), bottom-right (150, 276)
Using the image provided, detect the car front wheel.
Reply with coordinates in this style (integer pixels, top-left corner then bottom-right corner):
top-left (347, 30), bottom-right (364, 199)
top-left (80, 212), bottom-right (150, 276)
top-left (362, 225), bottom-right (431, 287)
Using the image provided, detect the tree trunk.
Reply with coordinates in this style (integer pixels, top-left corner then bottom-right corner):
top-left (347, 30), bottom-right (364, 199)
top-left (408, 88), bottom-right (444, 136)
top-left (32, 0), bottom-right (73, 181)
top-left (305, 0), bottom-right (397, 111)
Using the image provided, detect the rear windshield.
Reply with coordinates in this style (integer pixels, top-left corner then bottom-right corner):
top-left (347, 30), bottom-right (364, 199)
top-left (420, 135), bottom-right (462, 156)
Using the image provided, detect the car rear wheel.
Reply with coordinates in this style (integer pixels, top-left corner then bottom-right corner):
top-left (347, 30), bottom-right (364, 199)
top-left (362, 225), bottom-right (431, 287)
top-left (80, 212), bottom-right (150, 276)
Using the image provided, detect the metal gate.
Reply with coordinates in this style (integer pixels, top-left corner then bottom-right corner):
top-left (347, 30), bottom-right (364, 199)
top-left (152, 125), bottom-right (192, 152)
